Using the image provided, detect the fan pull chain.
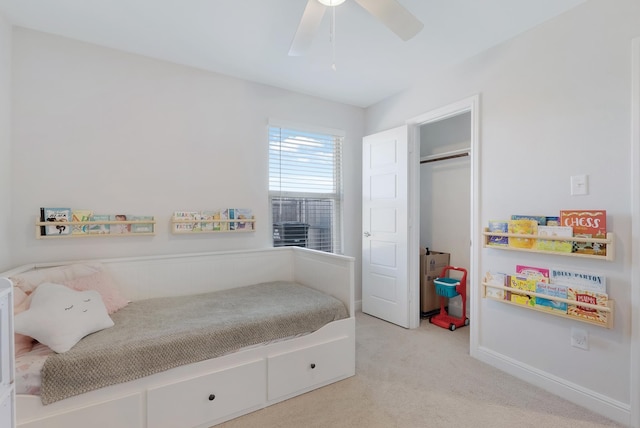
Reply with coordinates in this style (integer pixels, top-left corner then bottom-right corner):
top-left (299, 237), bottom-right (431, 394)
top-left (331, 6), bottom-right (337, 71)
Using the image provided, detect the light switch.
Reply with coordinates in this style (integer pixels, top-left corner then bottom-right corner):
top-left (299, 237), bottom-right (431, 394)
top-left (570, 175), bottom-right (588, 196)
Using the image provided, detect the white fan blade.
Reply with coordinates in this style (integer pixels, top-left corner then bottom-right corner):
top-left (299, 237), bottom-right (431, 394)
top-left (289, 0), bottom-right (327, 56)
top-left (353, 0), bottom-right (424, 41)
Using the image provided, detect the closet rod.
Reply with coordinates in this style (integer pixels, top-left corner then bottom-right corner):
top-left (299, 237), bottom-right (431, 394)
top-left (420, 150), bottom-right (469, 164)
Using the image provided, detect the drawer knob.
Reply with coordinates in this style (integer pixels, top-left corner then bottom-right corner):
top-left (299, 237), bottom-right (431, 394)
top-left (310, 363), bottom-right (316, 369)
top-left (208, 394), bottom-right (216, 401)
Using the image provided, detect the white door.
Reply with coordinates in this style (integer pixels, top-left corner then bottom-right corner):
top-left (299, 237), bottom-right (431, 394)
top-left (362, 126), bottom-right (410, 328)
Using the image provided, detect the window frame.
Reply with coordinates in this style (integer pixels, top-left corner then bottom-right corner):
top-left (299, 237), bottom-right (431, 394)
top-left (268, 120), bottom-right (345, 254)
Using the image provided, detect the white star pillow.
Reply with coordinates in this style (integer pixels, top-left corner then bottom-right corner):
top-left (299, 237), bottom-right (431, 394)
top-left (14, 282), bottom-right (114, 353)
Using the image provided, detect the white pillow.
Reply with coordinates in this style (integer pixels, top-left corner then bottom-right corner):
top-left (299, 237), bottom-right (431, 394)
top-left (14, 283), bottom-right (114, 353)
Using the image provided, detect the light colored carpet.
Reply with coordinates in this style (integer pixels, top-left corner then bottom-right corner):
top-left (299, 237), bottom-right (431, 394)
top-left (217, 312), bottom-right (624, 428)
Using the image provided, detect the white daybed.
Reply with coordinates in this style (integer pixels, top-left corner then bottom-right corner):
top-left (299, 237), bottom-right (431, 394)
top-left (1, 247), bottom-right (355, 428)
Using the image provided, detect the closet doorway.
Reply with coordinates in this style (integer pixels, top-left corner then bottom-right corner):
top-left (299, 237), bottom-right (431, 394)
top-left (407, 95), bottom-right (479, 342)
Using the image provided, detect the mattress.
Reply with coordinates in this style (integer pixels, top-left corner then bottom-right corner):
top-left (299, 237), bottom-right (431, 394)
top-left (16, 281), bottom-right (349, 404)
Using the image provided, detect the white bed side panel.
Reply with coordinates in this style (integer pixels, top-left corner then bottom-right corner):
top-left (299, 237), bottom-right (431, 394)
top-left (292, 248), bottom-right (355, 316)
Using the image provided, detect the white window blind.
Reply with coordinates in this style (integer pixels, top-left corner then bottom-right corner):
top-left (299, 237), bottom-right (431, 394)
top-left (269, 125), bottom-right (343, 254)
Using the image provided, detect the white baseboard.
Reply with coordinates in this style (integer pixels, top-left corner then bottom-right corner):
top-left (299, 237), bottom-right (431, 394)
top-left (476, 346), bottom-right (630, 426)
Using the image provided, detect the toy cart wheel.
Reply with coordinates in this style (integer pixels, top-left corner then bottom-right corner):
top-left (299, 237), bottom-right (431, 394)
top-left (464, 318), bottom-right (470, 326)
top-left (449, 323), bottom-right (456, 331)
top-left (428, 317), bottom-right (433, 324)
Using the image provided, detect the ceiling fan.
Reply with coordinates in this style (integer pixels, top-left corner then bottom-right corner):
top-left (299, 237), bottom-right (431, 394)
top-left (289, 0), bottom-right (424, 56)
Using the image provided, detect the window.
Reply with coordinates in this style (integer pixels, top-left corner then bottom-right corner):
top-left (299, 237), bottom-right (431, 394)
top-left (269, 124), bottom-right (343, 254)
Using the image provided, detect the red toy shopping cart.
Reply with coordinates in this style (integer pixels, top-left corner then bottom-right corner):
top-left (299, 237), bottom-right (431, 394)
top-left (429, 266), bottom-right (469, 331)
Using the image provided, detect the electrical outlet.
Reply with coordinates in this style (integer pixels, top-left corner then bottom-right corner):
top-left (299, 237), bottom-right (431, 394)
top-left (571, 327), bottom-right (589, 350)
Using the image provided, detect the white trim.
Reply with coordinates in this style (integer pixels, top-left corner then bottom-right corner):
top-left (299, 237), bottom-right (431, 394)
top-left (630, 36), bottom-right (640, 428)
top-left (405, 94), bottom-right (480, 334)
top-left (267, 118), bottom-right (346, 138)
top-left (476, 346), bottom-right (630, 426)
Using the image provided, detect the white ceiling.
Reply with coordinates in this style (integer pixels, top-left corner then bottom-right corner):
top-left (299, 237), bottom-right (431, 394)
top-left (0, 0), bottom-right (586, 107)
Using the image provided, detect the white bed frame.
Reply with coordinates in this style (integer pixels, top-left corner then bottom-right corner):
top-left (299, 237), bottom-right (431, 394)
top-left (1, 247), bottom-right (356, 428)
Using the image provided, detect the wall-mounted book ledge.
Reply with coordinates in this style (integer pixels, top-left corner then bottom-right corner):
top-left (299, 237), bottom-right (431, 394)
top-left (483, 229), bottom-right (614, 261)
top-left (171, 210), bottom-right (255, 234)
top-left (36, 219), bottom-right (156, 239)
top-left (482, 281), bottom-right (614, 329)
top-left (37, 208), bottom-right (155, 238)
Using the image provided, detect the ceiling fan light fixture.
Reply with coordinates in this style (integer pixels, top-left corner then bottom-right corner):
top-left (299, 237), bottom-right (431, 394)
top-left (317, 0), bottom-right (346, 6)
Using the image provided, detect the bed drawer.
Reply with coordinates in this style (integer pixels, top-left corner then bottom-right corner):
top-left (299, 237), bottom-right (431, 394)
top-left (267, 336), bottom-right (353, 401)
top-left (146, 359), bottom-right (266, 428)
top-left (19, 393), bottom-right (143, 428)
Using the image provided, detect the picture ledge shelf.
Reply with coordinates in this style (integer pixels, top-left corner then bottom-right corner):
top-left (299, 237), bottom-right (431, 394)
top-left (482, 282), bottom-right (614, 329)
top-left (482, 229), bottom-right (614, 261)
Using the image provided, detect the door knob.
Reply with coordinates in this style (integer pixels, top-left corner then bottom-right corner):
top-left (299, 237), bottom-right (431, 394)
top-left (364, 232), bottom-right (371, 237)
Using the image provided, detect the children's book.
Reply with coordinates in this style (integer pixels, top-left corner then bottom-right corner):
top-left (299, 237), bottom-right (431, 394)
top-left (508, 274), bottom-right (536, 307)
top-left (535, 282), bottom-right (568, 313)
top-left (235, 209), bottom-right (254, 230)
top-left (72, 209), bottom-right (93, 235)
top-left (131, 216), bottom-right (154, 233)
top-left (515, 265), bottom-right (549, 280)
top-left (511, 215), bottom-right (547, 225)
top-left (549, 268), bottom-right (606, 294)
top-left (508, 219), bottom-right (538, 249)
top-left (560, 210), bottom-right (607, 255)
top-left (42, 207), bottom-right (71, 236)
top-left (483, 271), bottom-right (508, 300)
top-left (110, 214), bottom-right (131, 234)
top-left (173, 211), bottom-right (199, 232)
top-left (535, 226), bottom-right (573, 252)
top-left (567, 288), bottom-right (609, 324)
top-left (88, 214), bottom-right (110, 234)
top-left (487, 220), bottom-right (508, 247)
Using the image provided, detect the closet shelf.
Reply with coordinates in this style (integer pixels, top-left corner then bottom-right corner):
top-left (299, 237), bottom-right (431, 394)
top-left (482, 281), bottom-right (614, 329)
top-left (482, 230), bottom-right (614, 261)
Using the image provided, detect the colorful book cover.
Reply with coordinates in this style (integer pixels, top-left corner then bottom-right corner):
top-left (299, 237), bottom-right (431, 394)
top-left (508, 274), bottom-right (536, 307)
top-left (88, 214), bottom-right (110, 234)
top-left (71, 209), bottom-right (93, 235)
top-left (235, 208), bottom-right (254, 230)
top-left (545, 216), bottom-right (560, 226)
top-left (567, 288), bottom-right (608, 324)
top-left (173, 211), bottom-right (198, 232)
top-left (200, 211), bottom-right (216, 232)
top-left (42, 207), bottom-right (71, 236)
top-left (535, 282), bottom-right (568, 313)
top-left (131, 216), bottom-right (154, 233)
top-left (511, 215), bottom-right (547, 225)
top-left (516, 265), bottom-right (550, 280)
top-left (535, 226), bottom-right (573, 253)
top-left (549, 268), bottom-right (606, 294)
top-left (228, 208), bottom-right (236, 230)
top-left (220, 209), bottom-right (229, 231)
top-left (560, 210), bottom-right (607, 255)
top-left (483, 271), bottom-right (508, 300)
top-left (111, 214), bottom-right (131, 234)
top-left (487, 220), bottom-right (508, 246)
top-left (508, 219), bottom-right (538, 249)
top-left (211, 210), bottom-right (222, 231)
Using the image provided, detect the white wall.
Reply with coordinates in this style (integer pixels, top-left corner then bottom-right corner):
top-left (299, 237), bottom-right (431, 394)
top-left (10, 28), bottom-right (364, 298)
top-left (366, 0), bottom-right (639, 424)
top-left (0, 13), bottom-right (11, 272)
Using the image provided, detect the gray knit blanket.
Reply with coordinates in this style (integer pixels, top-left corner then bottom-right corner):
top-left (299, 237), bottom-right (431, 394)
top-left (40, 281), bottom-right (348, 404)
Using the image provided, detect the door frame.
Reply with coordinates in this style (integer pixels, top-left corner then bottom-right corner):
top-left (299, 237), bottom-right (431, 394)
top-left (405, 95), bottom-right (480, 351)
top-left (630, 37), bottom-right (640, 428)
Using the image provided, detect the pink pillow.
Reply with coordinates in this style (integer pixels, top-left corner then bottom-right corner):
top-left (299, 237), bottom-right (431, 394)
top-left (13, 287), bottom-right (34, 356)
top-left (62, 271), bottom-right (129, 314)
